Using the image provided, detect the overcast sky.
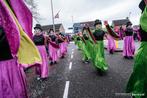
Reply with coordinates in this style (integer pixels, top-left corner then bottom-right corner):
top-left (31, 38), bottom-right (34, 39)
top-left (34, 0), bottom-right (142, 32)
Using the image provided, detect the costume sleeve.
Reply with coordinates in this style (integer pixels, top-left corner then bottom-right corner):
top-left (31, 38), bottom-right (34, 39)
top-left (4, 0), bottom-right (42, 67)
top-left (105, 25), bottom-right (120, 40)
top-left (9, 0), bottom-right (33, 39)
top-left (140, 6), bottom-right (147, 32)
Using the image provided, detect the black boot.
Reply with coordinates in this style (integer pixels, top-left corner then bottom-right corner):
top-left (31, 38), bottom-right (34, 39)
top-left (50, 61), bottom-right (53, 65)
top-left (129, 56), bottom-right (134, 59)
top-left (61, 55), bottom-right (64, 59)
top-left (54, 61), bottom-right (57, 64)
top-left (97, 69), bottom-right (104, 76)
top-left (86, 60), bottom-right (90, 64)
top-left (124, 56), bottom-right (129, 59)
top-left (109, 50), bottom-right (114, 54)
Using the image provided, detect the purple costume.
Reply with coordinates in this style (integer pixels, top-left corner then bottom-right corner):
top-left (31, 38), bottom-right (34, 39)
top-left (107, 34), bottom-right (116, 54)
top-left (33, 34), bottom-right (49, 78)
top-left (0, 0), bottom-right (29, 97)
top-left (48, 34), bottom-right (59, 64)
top-left (123, 27), bottom-right (135, 58)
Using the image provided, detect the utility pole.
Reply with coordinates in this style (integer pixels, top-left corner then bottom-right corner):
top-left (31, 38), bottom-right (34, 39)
top-left (50, 0), bottom-right (55, 32)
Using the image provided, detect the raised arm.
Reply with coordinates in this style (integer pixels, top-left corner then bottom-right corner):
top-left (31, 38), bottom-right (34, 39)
top-left (87, 27), bottom-right (97, 44)
top-left (104, 21), bottom-right (120, 40)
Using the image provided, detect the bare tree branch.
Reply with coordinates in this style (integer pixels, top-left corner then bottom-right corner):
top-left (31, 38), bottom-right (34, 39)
top-left (24, 0), bottom-right (42, 23)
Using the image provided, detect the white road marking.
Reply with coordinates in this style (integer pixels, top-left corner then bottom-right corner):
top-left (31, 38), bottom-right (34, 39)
top-left (71, 54), bottom-right (73, 59)
top-left (71, 51), bottom-right (74, 55)
top-left (69, 62), bottom-right (72, 70)
top-left (63, 81), bottom-right (70, 98)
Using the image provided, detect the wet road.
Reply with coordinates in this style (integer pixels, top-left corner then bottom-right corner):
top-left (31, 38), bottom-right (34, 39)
top-left (26, 42), bottom-right (134, 98)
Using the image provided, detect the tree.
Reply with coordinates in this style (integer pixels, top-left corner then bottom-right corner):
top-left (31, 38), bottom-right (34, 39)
top-left (24, 0), bottom-right (41, 23)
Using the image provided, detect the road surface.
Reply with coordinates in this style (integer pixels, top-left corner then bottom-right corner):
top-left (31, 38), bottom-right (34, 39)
top-left (26, 42), bottom-right (134, 98)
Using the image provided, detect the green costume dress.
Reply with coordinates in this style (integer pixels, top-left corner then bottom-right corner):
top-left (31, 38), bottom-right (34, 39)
top-left (81, 34), bottom-right (91, 61)
top-left (74, 35), bottom-right (83, 50)
top-left (126, 6), bottom-right (147, 98)
top-left (90, 29), bottom-right (108, 72)
top-left (73, 35), bottom-right (78, 45)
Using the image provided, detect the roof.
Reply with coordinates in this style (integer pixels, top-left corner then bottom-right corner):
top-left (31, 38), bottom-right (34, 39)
top-left (112, 19), bottom-right (130, 26)
top-left (73, 21), bottom-right (95, 33)
top-left (42, 24), bottom-right (62, 32)
top-left (73, 21), bottom-right (94, 27)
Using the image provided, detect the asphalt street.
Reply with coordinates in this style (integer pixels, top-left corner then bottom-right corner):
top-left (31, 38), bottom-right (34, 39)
top-left (26, 42), bottom-right (134, 98)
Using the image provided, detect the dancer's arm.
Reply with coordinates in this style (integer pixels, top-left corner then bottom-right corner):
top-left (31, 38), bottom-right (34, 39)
top-left (104, 21), bottom-right (120, 40)
top-left (57, 34), bottom-right (65, 42)
top-left (44, 35), bottom-right (48, 47)
top-left (87, 27), bottom-right (97, 44)
top-left (79, 34), bottom-right (86, 44)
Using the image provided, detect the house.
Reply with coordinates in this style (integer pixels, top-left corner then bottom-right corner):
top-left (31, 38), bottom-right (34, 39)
top-left (42, 23), bottom-right (65, 33)
top-left (112, 18), bottom-right (131, 32)
top-left (73, 21), bottom-right (95, 33)
top-left (133, 25), bottom-right (140, 31)
top-left (112, 18), bottom-right (130, 26)
top-left (73, 18), bottom-right (132, 33)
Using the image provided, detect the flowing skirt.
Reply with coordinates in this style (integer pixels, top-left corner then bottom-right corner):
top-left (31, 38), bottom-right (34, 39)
top-left (77, 41), bottom-right (83, 50)
top-left (126, 42), bottom-right (147, 98)
top-left (91, 41), bottom-right (108, 72)
top-left (49, 43), bottom-right (58, 62)
top-left (0, 58), bottom-right (28, 98)
top-left (36, 45), bottom-right (49, 78)
top-left (81, 40), bottom-right (91, 61)
top-left (63, 41), bottom-right (68, 54)
top-left (123, 36), bottom-right (135, 57)
top-left (107, 35), bottom-right (116, 52)
top-left (58, 42), bottom-right (66, 57)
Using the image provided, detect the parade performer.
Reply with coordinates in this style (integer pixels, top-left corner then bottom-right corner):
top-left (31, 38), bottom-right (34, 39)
top-left (0, 0), bottom-right (41, 97)
top-left (63, 36), bottom-right (69, 55)
top-left (106, 27), bottom-right (116, 54)
top-left (119, 26), bottom-right (125, 40)
top-left (80, 27), bottom-right (91, 63)
top-left (126, 0), bottom-right (147, 97)
top-left (123, 21), bottom-right (135, 59)
top-left (33, 24), bottom-right (49, 80)
top-left (48, 29), bottom-right (59, 65)
top-left (57, 33), bottom-right (66, 58)
top-left (62, 34), bottom-right (68, 57)
top-left (73, 34), bottom-right (79, 46)
top-left (133, 28), bottom-right (141, 41)
top-left (87, 19), bottom-right (109, 74)
top-left (75, 33), bottom-right (83, 50)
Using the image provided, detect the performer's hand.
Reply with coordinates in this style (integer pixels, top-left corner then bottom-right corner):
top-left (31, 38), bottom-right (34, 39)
top-left (80, 34), bottom-right (83, 37)
top-left (87, 27), bottom-right (90, 32)
top-left (104, 21), bottom-right (108, 26)
top-left (144, 0), bottom-right (147, 5)
top-left (87, 27), bottom-right (89, 29)
top-left (85, 24), bottom-right (89, 29)
top-left (59, 35), bottom-right (62, 37)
